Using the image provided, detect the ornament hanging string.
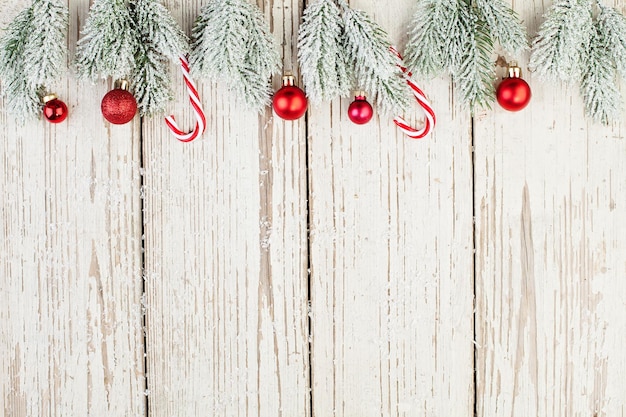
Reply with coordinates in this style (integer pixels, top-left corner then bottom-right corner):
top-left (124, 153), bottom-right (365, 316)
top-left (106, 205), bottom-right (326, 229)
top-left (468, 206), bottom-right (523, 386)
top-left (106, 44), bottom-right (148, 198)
top-left (389, 46), bottom-right (436, 139)
top-left (165, 55), bottom-right (207, 143)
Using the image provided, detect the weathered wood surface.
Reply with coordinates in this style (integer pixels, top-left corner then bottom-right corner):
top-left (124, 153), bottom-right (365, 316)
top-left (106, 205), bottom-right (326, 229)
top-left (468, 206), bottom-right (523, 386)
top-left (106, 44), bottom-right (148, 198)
top-left (1, 0), bottom-right (626, 416)
top-left (141, 1), bottom-right (310, 416)
top-left (474, 2), bottom-right (626, 416)
top-left (0, 2), bottom-right (145, 416)
top-left (307, 0), bottom-right (475, 415)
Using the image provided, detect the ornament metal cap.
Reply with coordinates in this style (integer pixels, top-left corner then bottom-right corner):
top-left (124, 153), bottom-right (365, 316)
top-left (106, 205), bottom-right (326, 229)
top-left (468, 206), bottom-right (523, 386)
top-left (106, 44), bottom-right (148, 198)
top-left (42, 93), bottom-right (58, 103)
top-left (282, 74), bottom-right (296, 86)
top-left (353, 90), bottom-right (367, 99)
top-left (507, 62), bottom-right (522, 78)
top-left (114, 79), bottom-right (131, 91)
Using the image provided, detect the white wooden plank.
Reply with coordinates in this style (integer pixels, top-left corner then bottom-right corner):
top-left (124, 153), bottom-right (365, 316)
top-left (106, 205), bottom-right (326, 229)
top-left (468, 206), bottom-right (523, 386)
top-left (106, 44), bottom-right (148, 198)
top-left (0, 1), bottom-right (145, 416)
top-left (142, 1), bottom-right (310, 416)
top-left (475, 1), bottom-right (626, 416)
top-left (307, 1), bottom-right (475, 416)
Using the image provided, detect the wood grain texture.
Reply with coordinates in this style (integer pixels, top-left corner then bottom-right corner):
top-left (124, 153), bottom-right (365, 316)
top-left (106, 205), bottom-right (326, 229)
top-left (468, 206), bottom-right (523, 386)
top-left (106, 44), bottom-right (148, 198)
top-left (474, 1), bottom-right (626, 416)
top-left (307, 1), bottom-right (475, 416)
top-left (142, 1), bottom-right (309, 416)
top-left (0, 1), bottom-right (145, 416)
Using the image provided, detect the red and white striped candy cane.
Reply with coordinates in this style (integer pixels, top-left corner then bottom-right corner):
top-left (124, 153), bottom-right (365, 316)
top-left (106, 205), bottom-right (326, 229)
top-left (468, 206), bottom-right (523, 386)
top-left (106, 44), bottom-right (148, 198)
top-left (389, 46), bottom-right (436, 139)
top-left (165, 55), bottom-right (206, 143)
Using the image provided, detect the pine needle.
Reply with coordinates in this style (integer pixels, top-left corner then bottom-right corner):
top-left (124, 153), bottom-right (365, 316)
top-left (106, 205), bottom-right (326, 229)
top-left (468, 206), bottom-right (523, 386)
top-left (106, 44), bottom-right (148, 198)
top-left (529, 0), bottom-right (593, 81)
top-left (297, 0), bottom-right (351, 103)
top-left (342, 4), bottom-right (409, 114)
top-left (75, 0), bottom-right (139, 81)
top-left (189, 0), bottom-right (280, 111)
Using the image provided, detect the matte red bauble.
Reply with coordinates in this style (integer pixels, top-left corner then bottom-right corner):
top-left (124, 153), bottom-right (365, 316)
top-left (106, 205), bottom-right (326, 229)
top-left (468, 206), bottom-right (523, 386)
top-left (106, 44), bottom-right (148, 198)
top-left (272, 75), bottom-right (307, 120)
top-left (347, 93), bottom-right (373, 124)
top-left (496, 64), bottom-right (531, 112)
top-left (101, 80), bottom-right (137, 125)
top-left (42, 94), bottom-right (68, 123)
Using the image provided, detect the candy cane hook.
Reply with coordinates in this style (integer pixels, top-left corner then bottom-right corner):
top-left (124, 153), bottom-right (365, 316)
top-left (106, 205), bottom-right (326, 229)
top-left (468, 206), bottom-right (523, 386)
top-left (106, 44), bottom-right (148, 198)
top-left (390, 46), bottom-right (436, 139)
top-left (165, 55), bottom-right (207, 143)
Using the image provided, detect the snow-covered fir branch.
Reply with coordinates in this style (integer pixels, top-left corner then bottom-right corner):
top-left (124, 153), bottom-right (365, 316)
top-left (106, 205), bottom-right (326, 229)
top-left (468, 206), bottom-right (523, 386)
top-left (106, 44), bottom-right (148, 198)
top-left (131, 0), bottom-right (188, 115)
top-left (580, 8), bottom-right (622, 125)
top-left (0, 0), bottom-right (69, 120)
top-left (297, 0), bottom-right (351, 103)
top-left (22, 0), bottom-right (68, 88)
top-left (132, 45), bottom-right (172, 115)
top-left (453, 6), bottom-right (495, 111)
top-left (404, 0), bottom-right (456, 79)
top-left (189, 0), bottom-right (280, 111)
top-left (405, 0), bottom-right (525, 111)
top-left (132, 0), bottom-right (188, 59)
top-left (474, 0), bottom-right (527, 56)
top-left (75, 0), bottom-right (139, 81)
top-left (341, 1), bottom-right (409, 114)
top-left (596, 4), bottom-right (626, 80)
top-left (0, 5), bottom-right (41, 120)
top-left (529, 0), bottom-right (594, 81)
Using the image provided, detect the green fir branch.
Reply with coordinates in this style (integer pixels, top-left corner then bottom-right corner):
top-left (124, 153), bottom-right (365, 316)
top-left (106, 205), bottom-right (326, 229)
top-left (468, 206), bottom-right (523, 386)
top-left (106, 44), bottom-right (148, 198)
top-left (131, 0), bottom-right (188, 115)
top-left (596, 4), bottom-right (626, 80)
top-left (453, 6), bottom-right (495, 112)
top-left (75, 0), bottom-right (139, 81)
top-left (404, 0), bottom-right (452, 78)
top-left (342, 4), bottom-right (409, 114)
top-left (132, 0), bottom-right (188, 59)
top-left (580, 15), bottom-right (621, 125)
top-left (189, 0), bottom-right (280, 111)
top-left (474, 0), bottom-right (527, 56)
top-left (529, 0), bottom-right (594, 81)
top-left (132, 45), bottom-right (172, 115)
top-left (0, 1), bottom-right (69, 120)
top-left (405, 0), bottom-right (526, 112)
top-left (0, 8), bottom-right (33, 78)
top-left (297, 0), bottom-right (351, 103)
top-left (22, 0), bottom-right (68, 87)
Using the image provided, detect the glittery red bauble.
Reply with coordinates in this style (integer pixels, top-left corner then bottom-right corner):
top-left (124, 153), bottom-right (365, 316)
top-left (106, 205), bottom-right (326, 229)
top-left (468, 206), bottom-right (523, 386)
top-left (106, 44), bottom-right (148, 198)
top-left (101, 88), bottom-right (137, 124)
top-left (347, 96), bottom-right (373, 124)
top-left (272, 85), bottom-right (307, 120)
top-left (43, 98), bottom-right (68, 123)
top-left (496, 77), bottom-right (531, 112)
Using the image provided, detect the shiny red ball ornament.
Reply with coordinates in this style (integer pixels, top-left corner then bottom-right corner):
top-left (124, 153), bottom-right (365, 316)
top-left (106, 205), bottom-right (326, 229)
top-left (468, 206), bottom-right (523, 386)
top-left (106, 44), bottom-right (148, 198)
top-left (347, 92), bottom-right (373, 124)
top-left (101, 79), bottom-right (137, 124)
top-left (272, 74), bottom-right (307, 120)
top-left (496, 64), bottom-right (531, 112)
top-left (42, 94), bottom-right (68, 123)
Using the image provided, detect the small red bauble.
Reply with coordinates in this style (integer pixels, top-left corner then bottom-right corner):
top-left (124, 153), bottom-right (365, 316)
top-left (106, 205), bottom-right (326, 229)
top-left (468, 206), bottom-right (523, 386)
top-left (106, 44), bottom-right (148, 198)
top-left (101, 79), bottom-right (137, 125)
top-left (272, 75), bottom-right (307, 120)
top-left (42, 94), bottom-right (68, 123)
top-left (496, 64), bottom-right (531, 112)
top-left (347, 93), bottom-right (373, 124)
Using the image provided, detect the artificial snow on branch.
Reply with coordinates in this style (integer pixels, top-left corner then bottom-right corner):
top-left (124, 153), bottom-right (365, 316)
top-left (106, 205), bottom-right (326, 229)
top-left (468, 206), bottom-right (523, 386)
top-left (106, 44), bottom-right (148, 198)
top-left (580, 19), bottom-right (620, 125)
top-left (340, 0), bottom-right (410, 114)
top-left (75, 0), bottom-right (138, 81)
top-left (530, 0), bottom-right (626, 124)
top-left (76, 0), bottom-right (189, 115)
top-left (404, 0), bottom-right (528, 111)
top-left (0, 0), bottom-right (68, 120)
top-left (189, 0), bottom-right (281, 111)
top-left (297, 0), bottom-right (351, 104)
top-left (131, 0), bottom-right (189, 115)
top-left (529, 0), bottom-right (593, 81)
top-left (453, 6), bottom-right (494, 112)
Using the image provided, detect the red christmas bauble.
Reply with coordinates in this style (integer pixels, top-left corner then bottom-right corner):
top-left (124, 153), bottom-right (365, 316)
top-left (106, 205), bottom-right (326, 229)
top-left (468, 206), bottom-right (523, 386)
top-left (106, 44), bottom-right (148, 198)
top-left (347, 95), bottom-right (373, 124)
top-left (496, 67), bottom-right (531, 112)
top-left (101, 83), bottom-right (137, 124)
top-left (43, 95), bottom-right (68, 123)
top-left (272, 75), bottom-right (307, 120)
